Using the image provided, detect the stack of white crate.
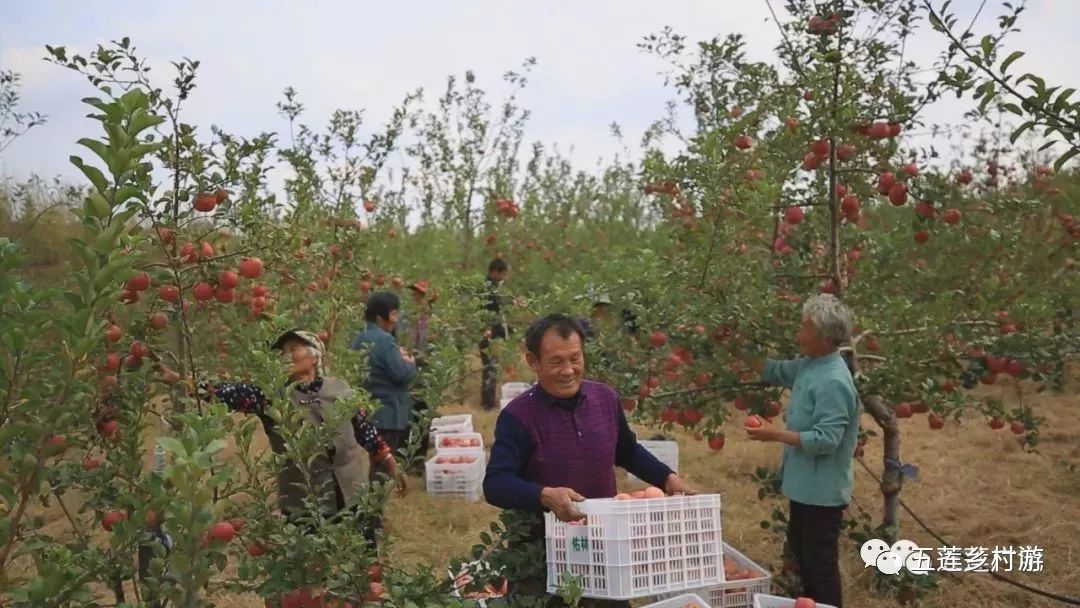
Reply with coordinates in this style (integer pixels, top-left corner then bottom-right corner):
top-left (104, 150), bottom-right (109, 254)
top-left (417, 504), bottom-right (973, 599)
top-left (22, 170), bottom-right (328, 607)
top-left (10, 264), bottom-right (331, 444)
top-left (626, 439), bottom-right (680, 483)
top-left (500, 381), bottom-right (533, 409)
top-left (425, 412), bottom-right (485, 502)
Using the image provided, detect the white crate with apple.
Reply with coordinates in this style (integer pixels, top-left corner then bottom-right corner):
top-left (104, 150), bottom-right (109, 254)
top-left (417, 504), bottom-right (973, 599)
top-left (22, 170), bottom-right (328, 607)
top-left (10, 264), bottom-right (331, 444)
top-left (545, 493), bottom-right (724, 600)
top-left (654, 542), bottom-right (772, 607)
top-left (752, 594), bottom-right (835, 608)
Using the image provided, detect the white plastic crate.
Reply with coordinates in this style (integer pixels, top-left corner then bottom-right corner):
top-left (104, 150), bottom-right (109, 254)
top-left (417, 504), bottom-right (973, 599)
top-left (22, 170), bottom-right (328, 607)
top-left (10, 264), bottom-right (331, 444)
top-left (448, 561), bottom-right (508, 607)
top-left (431, 414), bottom-right (473, 434)
top-left (425, 450), bottom-right (485, 501)
top-left (641, 593), bottom-right (712, 607)
top-left (545, 494), bottom-right (724, 600)
top-left (434, 431), bottom-right (485, 453)
top-left (752, 594), bottom-right (835, 608)
top-left (627, 440), bottom-right (680, 483)
top-left (655, 542), bottom-right (772, 608)
top-left (501, 381), bottom-right (533, 400)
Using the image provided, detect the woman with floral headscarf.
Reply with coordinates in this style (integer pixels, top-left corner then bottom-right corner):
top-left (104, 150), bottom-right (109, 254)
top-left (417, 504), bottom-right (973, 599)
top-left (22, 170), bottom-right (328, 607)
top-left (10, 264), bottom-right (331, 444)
top-left (156, 328), bottom-right (404, 538)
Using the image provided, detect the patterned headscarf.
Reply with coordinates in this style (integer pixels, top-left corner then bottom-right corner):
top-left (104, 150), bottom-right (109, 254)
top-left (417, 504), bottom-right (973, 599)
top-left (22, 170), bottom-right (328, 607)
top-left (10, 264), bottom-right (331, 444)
top-left (272, 329), bottom-right (326, 374)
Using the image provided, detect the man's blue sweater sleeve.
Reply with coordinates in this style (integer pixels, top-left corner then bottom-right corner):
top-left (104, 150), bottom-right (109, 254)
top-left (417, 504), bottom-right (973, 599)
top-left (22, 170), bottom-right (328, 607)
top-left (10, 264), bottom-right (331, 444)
top-left (614, 407), bottom-right (674, 489)
top-left (483, 411), bottom-right (544, 512)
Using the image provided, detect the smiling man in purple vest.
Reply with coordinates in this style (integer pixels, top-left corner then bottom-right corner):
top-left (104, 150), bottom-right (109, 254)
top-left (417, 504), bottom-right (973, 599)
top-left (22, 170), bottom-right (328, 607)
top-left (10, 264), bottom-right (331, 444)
top-left (484, 313), bottom-right (694, 606)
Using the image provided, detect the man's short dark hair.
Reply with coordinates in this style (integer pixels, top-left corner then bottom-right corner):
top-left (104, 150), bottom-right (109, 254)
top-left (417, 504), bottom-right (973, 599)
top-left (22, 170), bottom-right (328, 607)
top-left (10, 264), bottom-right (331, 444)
top-left (525, 313), bottom-right (586, 359)
top-left (488, 258), bottom-right (509, 274)
top-left (365, 291), bottom-right (401, 323)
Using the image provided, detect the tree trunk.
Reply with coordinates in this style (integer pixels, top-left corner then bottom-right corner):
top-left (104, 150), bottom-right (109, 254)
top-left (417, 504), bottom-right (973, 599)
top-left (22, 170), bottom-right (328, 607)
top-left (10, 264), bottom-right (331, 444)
top-left (861, 394), bottom-right (902, 541)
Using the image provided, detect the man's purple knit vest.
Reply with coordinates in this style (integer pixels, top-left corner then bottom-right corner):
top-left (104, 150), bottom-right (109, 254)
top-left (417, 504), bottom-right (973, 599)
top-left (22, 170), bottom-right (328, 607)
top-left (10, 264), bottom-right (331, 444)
top-left (501, 380), bottom-right (621, 499)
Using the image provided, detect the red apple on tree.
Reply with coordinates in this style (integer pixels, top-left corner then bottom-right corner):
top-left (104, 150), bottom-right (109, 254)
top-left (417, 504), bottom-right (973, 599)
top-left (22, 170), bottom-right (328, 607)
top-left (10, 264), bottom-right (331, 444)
top-left (784, 207), bottom-right (805, 225)
top-left (125, 272), bottom-right (151, 292)
top-left (102, 511), bottom-right (127, 532)
top-left (239, 257), bottom-right (263, 279)
top-left (194, 193), bottom-right (217, 212)
top-left (734, 135), bottom-right (754, 150)
top-left (943, 208), bottom-right (962, 224)
top-left (708, 435), bottom-right (725, 451)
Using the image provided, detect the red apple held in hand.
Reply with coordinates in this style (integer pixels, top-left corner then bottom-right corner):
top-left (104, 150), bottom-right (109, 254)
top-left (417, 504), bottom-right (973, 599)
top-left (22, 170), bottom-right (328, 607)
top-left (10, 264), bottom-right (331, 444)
top-left (125, 272), bottom-right (151, 292)
top-left (708, 435), bottom-right (725, 451)
top-left (194, 193), bottom-right (217, 213)
top-left (239, 257), bottom-right (263, 279)
top-left (794, 598), bottom-right (817, 608)
top-left (102, 511), bottom-right (127, 532)
top-left (744, 415), bottom-right (765, 429)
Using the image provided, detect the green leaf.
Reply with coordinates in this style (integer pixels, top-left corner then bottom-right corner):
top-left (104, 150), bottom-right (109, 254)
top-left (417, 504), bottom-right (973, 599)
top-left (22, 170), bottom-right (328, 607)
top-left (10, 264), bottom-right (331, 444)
top-left (84, 192), bottom-right (112, 219)
top-left (69, 156), bottom-right (109, 194)
top-left (93, 257), bottom-right (130, 290)
top-left (1009, 121), bottom-right (1035, 144)
top-left (1053, 147), bottom-right (1080, 173)
top-left (127, 108), bottom-right (165, 136)
top-left (980, 35), bottom-right (993, 59)
top-left (76, 138), bottom-right (113, 169)
top-left (1053, 88), bottom-right (1076, 112)
top-left (1000, 103), bottom-right (1022, 116)
top-left (1000, 50), bottom-right (1024, 73)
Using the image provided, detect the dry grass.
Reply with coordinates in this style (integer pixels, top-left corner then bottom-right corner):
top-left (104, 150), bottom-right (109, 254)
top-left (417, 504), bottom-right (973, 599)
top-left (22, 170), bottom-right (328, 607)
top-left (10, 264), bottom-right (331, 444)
top-left (20, 360), bottom-right (1080, 607)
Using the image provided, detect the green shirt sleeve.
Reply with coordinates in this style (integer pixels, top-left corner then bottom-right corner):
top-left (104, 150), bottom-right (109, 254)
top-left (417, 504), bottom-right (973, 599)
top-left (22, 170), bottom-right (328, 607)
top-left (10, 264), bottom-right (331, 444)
top-left (797, 378), bottom-right (857, 455)
top-left (762, 358), bottom-right (806, 389)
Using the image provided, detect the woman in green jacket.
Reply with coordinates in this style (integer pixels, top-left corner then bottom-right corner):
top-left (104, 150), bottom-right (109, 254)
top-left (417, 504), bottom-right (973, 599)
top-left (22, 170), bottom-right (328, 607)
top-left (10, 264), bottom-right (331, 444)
top-left (742, 294), bottom-right (859, 608)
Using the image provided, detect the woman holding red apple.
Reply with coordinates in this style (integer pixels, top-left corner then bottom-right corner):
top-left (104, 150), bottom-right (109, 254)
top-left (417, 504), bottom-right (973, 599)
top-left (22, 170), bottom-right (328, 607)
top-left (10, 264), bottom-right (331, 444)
top-left (155, 328), bottom-right (404, 543)
top-left (741, 294), bottom-right (859, 608)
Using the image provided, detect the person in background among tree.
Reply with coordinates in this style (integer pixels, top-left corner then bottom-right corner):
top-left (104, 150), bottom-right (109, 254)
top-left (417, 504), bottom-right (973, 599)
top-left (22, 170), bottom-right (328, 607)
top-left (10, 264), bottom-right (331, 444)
top-left (740, 294), bottom-right (859, 608)
top-left (404, 279), bottom-right (435, 474)
top-left (154, 329), bottom-right (403, 546)
top-left (351, 292), bottom-right (419, 472)
top-left (483, 313), bottom-right (696, 607)
top-left (480, 258), bottom-right (511, 411)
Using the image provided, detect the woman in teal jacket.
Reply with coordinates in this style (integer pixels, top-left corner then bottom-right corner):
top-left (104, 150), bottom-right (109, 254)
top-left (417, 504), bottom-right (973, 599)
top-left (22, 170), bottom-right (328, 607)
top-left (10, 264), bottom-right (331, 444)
top-left (351, 291), bottom-right (418, 457)
top-left (742, 293), bottom-right (859, 608)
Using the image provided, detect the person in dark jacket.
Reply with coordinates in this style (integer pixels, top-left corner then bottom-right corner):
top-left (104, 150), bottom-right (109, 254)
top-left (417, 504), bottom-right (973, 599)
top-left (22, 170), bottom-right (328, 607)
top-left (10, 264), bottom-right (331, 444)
top-left (479, 258), bottom-right (510, 411)
top-left (351, 292), bottom-right (419, 462)
top-left (483, 313), bottom-right (695, 607)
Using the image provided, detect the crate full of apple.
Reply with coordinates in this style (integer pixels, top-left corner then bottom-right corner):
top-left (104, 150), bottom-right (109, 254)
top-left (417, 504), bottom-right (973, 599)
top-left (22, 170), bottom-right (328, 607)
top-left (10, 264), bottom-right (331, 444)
top-left (545, 493), bottom-right (724, 600)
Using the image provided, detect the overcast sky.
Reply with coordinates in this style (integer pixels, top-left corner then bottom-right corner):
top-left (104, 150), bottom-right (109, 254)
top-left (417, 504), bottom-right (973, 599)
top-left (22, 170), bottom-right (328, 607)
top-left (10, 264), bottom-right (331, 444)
top-left (3, 1), bottom-right (1078, 188)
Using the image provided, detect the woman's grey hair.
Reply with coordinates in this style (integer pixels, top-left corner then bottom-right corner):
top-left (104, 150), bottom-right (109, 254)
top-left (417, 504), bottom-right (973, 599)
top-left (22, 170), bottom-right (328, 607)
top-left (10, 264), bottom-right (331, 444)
top-left (305, 345), bottom-right (324, 373)
top-left (802, 294), bottom-right (854, 345)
